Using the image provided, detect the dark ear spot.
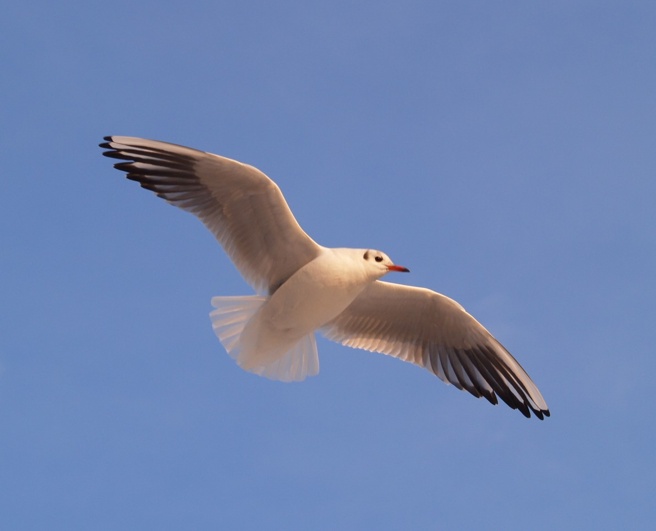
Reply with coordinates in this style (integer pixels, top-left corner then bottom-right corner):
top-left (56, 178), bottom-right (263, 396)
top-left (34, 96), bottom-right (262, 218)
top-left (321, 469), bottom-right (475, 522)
top-left (363, 251), bottom-right (370, 260)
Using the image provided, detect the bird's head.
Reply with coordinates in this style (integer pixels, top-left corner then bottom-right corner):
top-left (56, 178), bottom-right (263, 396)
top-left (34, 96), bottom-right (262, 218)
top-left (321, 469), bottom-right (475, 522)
top-left (361, 249), bottom-right (410, 279)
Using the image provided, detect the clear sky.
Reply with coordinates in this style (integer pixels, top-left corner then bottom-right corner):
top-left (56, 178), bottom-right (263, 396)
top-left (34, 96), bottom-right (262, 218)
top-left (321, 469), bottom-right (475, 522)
top-left (2, 1), bottom-right (655, 529)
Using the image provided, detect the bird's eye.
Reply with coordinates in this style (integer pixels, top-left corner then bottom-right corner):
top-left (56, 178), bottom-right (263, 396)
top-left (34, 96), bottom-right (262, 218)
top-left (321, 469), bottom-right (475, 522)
top-left (375, 256), bottom-right (383, 263)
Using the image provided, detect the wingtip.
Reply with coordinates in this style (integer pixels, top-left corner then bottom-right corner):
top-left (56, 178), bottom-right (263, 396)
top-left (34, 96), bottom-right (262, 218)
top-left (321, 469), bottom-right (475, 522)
top-left (495, 390), bottom-right (550, 420)
top-left (529, 406), bottom-right (550, 421)
top-left (99, 136), bottom-right (114, 150)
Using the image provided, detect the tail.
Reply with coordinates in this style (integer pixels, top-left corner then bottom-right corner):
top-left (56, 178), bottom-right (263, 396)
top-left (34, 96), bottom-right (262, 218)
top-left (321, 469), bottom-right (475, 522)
top-left (209, 296), bottom-right (319, 382)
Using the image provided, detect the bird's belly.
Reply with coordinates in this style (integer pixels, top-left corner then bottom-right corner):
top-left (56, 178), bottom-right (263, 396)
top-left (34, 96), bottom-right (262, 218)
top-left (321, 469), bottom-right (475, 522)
top-left (269, 259), bottom-right (366, 331)
top-left (242, 255), bottom-right (368, 353)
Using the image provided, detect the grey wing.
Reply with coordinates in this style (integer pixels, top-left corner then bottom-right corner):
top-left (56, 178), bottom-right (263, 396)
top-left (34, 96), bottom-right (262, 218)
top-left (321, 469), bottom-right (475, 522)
top-left (322, 281), bottom-right (550, 419)
top-left (101, 136), bottom-right (321, 294)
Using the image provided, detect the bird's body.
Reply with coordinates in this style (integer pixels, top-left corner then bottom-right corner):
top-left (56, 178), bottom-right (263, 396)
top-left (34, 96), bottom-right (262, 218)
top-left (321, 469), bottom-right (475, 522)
top-left (262, 248), bottom-right (386, 335)
top-left (217, 247), bottom-right (392, 379)
top-left (101, 136), bottom-right (550, 419)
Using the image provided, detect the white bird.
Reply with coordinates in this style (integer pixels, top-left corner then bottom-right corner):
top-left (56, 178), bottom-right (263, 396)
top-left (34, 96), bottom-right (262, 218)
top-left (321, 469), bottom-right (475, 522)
top-left (101, 136), bottom-right (550, 419)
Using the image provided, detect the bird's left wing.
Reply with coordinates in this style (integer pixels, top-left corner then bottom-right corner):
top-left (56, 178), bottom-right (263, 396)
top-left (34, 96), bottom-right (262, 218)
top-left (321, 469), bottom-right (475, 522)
top-left (321, 281), bottom-right (550, 419)
top-left (100, 136), bottom-right (321, 294)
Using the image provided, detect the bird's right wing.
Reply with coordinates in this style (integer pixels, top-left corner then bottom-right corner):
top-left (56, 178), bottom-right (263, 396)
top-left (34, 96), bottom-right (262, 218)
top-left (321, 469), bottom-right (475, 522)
top-left (322, 281), bottom-right (550, 419)
top-left (100, 136), bottom-right (322, 294)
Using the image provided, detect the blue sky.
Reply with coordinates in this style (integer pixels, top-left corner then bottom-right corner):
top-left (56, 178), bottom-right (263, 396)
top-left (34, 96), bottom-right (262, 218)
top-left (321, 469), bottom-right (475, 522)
top-left (2, 1), bottom-right (655, 529)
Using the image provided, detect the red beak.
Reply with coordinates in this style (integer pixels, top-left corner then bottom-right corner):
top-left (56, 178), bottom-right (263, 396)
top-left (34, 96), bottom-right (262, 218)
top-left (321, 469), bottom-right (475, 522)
top-left (387, 264), bottom-right (410, 273)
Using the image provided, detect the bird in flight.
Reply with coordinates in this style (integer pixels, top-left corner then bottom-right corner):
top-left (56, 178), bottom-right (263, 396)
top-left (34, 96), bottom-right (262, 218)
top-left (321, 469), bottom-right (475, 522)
top-left (100, 136), bottom-right (550, 419)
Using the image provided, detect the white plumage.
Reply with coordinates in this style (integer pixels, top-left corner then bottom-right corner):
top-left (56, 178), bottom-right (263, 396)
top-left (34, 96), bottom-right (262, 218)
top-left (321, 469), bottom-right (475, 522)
top-left (101, 136), bottom-right (550, 419)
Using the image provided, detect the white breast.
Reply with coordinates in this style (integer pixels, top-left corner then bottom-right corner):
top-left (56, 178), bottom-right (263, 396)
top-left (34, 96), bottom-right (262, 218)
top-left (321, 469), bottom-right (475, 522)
top-left (239, 249), bottom-right (372, 361)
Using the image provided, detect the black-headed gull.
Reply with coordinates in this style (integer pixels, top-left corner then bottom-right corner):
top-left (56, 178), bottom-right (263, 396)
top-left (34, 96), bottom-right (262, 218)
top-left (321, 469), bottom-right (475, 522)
top-left (100, 136), bottom-right (550, 419)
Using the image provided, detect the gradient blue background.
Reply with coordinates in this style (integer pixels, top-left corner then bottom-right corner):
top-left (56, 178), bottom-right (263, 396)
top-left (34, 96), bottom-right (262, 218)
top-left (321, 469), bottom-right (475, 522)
top-left (2, 2), bottom-right (655, 529)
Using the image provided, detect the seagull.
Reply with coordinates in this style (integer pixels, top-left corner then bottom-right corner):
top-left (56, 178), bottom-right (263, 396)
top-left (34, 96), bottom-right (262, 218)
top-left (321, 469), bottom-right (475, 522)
top-left (100, 136), bottom-right (550, 419)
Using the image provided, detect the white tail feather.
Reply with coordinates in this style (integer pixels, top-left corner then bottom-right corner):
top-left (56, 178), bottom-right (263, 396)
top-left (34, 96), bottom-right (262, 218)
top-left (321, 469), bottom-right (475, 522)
top-left (210, 296), bottom-right (319, 382)
top-left (246, 333), bottom-right (319, 382)
top-left (210, 295), bottom-right (266, 360)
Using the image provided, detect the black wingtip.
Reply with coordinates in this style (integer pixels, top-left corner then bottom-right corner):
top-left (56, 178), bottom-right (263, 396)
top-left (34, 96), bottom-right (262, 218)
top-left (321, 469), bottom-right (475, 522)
top-left (518, 403), bottom-right (531, 418)
top-left (530, 406), bottom-right (550, 421)
top-left (99, 136), bottom-right (114, 150)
